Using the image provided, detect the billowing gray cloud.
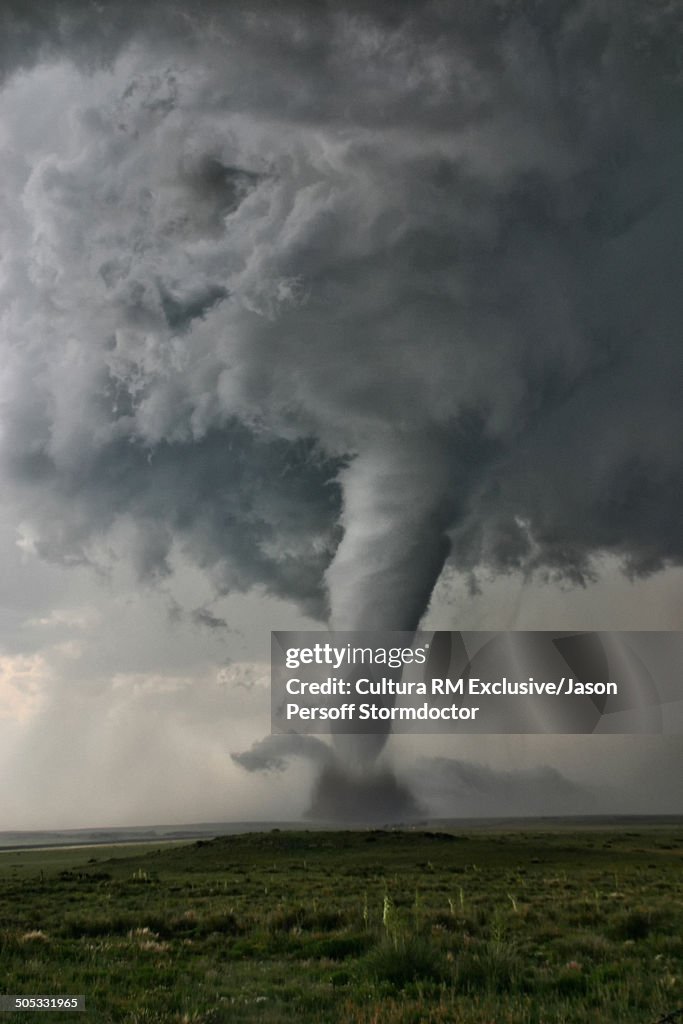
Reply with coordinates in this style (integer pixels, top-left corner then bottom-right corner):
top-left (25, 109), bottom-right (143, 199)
top-left (2, 4), bottom-right (681, 618)
top-left (232, 733), bottom-right (333, 774)
top-left (0, 3), bottom-right (682, 794)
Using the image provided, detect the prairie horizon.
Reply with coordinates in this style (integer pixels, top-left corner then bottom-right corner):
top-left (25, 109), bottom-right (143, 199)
top-left (3, 814), bottom-right (683, 852)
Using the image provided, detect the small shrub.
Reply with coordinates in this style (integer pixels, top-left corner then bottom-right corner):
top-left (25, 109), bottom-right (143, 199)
top-left (553, 966), bottom-right (589, 997)
top-left (304, 933), bottom-right (373, 960)
top-left (454, 941), bottom-right (524, 994)
top-left (610, 909), bottom-right (653, 941)
top-left (362, 934), bottom-right (446, 989)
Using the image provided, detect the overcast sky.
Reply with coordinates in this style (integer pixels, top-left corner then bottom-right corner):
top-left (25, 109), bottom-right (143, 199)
top-left (0, 1), bottom-right (681, 829)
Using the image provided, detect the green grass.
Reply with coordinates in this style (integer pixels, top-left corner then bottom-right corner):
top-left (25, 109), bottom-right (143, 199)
top-left (0, 842), bottom-right (195, 874)
top-left (0, 826), bottom-right (681, 1023)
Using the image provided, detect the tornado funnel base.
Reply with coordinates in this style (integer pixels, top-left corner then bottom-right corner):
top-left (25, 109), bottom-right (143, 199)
top-left (305, 762), bottom-right (421, 824)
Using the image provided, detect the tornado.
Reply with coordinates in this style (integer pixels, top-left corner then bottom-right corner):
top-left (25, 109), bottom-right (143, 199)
top-left (1, 3), bottom-right (682, 822)
top-left (327, 443), bottom-right (452, 634)
top-left (323, 442), bottom-right (451, 772)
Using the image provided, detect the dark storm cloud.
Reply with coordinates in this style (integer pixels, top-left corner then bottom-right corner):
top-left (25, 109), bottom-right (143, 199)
top-left (6, 425), bottom-right (342, 618)
top-left (1, 0), bottom-right (682, 640)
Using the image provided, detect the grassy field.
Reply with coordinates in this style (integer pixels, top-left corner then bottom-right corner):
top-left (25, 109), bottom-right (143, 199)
top-left (0, 825), bottom-right (681, 1023)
